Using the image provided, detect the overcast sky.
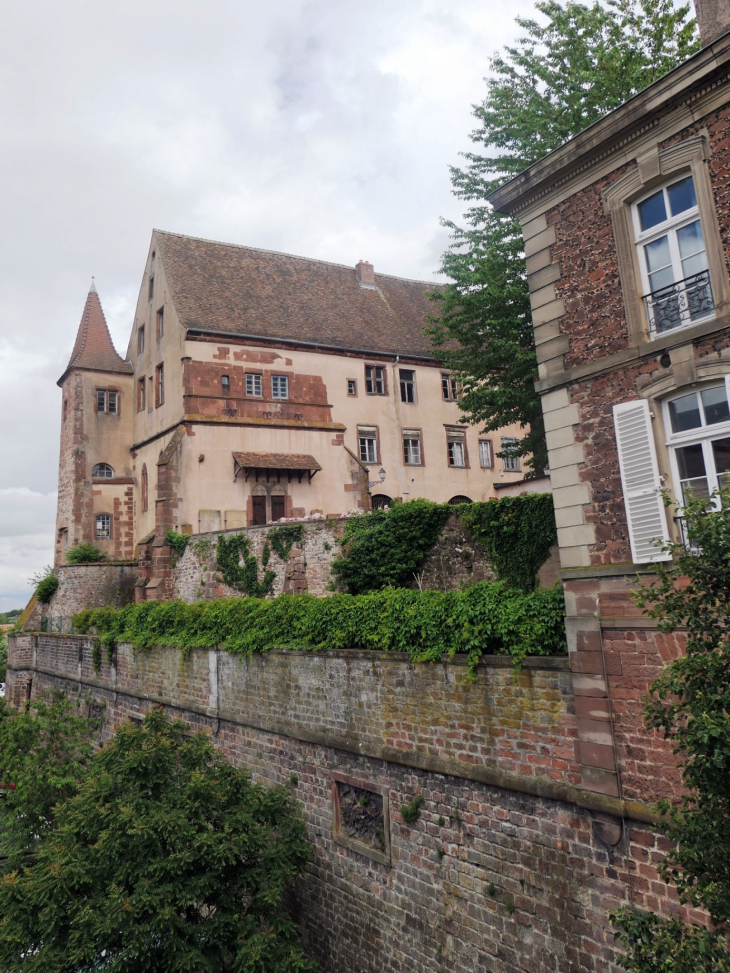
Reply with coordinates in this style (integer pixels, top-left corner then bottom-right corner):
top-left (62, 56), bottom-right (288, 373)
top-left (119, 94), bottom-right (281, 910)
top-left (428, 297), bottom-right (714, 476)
top-left (0, 0), bottom-right (537, 611)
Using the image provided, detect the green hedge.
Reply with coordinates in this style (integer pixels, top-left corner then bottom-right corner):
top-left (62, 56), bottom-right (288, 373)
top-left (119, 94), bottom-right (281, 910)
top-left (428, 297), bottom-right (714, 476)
top-left (331, 495), bottom-right (556, 595)
top-left (72, 581), bottom-right (566, 674)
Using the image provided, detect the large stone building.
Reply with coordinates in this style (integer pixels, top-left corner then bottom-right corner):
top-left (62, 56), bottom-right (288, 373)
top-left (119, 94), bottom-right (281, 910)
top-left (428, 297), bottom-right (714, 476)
top-left (489, 0), bottom-right (730, 803)
top-left (54, 232), bottom-right (529, 568)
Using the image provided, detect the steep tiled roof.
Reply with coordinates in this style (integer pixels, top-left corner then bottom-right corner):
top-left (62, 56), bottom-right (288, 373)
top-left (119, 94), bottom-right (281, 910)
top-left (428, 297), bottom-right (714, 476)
top-left (233, 451), bottom-right (322, 471)
top-left (155, 231), bottom-right (441, 357)
top-left (60, 283), bottom-right (132, 383)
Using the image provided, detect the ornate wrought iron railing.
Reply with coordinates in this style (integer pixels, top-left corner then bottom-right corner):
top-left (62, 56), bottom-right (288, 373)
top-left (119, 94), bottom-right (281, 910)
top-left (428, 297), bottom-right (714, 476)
top-left (674, 516), bottom-right (701, 554)
top-left (645, 269), bottom-right (714, 336)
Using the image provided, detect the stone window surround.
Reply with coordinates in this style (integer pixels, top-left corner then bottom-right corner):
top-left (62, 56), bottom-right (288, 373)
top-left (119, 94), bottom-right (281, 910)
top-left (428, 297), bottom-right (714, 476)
top-left (402, 427), bottom-right (424, 466)
top-left (330, 770), bottom-right (391, 867)
top-left (602, 133), bottom-right (730, 348)
top-left (357, 425), bottom-right (381, 465)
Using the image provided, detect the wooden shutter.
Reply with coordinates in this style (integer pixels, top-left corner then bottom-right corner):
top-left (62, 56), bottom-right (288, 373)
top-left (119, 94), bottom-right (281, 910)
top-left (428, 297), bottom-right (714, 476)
top-left (613, 400), bottom-right (671, 563)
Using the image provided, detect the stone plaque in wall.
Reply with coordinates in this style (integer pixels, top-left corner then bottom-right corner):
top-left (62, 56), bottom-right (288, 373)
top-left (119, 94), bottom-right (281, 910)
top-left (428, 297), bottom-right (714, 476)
top-left (225, 510), bottom-right (248, 530)
top-left (331, 772), bottom-right (390, 866)
top-left (198, 510), bottom-right (222, 533)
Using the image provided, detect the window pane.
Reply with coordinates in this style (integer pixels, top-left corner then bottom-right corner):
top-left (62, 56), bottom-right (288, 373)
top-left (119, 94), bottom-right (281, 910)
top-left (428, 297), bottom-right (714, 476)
top-left (448, 441), bottom-right (465, 467)
top-left (97, 390), bottom-right (106, 412)
top-left (701, 386), bottom-right (730, 426)
top-left (712, 437), bottom-right (730, 479)
top-left (272, 375), bottom-right (288, 399)
top-left (667, 176), bottom-right (697, 216)
top-left (108, 392), bottom-right (118, 414)
top-left (399, 369), bottom-right (415, 403)
top-left (676, 442), bottom-right (707, 479)
top-left (442, 375), bottom-right (450, 399)
top-left (644, 235), bottom-right (671, 273)
top-left (677, 220), bottom-right (705, 260)
top-left (638, 190), bottom-right (667, 230)
top-left (668, 392), bottom-right (702, 432)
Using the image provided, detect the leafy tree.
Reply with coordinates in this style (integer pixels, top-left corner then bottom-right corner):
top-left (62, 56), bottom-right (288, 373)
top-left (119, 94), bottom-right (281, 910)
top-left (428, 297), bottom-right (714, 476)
top-left (429, 0), bottom-right (699, 474)
top-left (0, 693), bottom-right (96, 866)
top-left (611, 490), bottom-right (730, 970)
top-left (0, 708), bottom-right (316, 973)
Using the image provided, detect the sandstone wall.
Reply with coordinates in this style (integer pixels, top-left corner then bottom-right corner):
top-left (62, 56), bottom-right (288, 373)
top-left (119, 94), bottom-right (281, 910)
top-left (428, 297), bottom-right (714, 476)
top-left (25, 563), bottom-right (138, 634)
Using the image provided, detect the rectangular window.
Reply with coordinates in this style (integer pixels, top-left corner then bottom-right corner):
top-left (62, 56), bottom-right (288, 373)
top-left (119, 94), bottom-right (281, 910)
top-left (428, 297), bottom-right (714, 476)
top-left (148, 275), bottom-right (154, 301)
top-left (479, 439), bottom-right (493, 469)
top-left (221, 375), bottom-right (230, 393)
top-left (96, 389), bottom-right (118, 414)
top-left (399, 369), bottom-right (415, 403)
top-left (155, 364), bottom-right (164, 407)
top-left (633, 174), bottom-right (714, 336)
top-left (137, 378), bottom-right (146, 412)
top-left (156, 307), bottom-right (164, 340)
top-left (95, 514), bottom-right (111, 540)
top-left (271, 375), bottom-right (289, 399)
top-left (138, 326), bottom-right (145, 355)
top-left (246, 373), bottom-right (263, 397)
top-left (403, 432), bottom-right (422, 465)
top-left (448, 440), bottom-right (465, 467)
top-left (347, 379), bottom-right (357, 396)
top-left (442, 374), bottom-right (459, 401)
top-left (62, 399), bottom-right (68, 421)
top-left (358, 430), bottom-right (378, 464)
top-left (501, 437), bottom-right (521, 472)
top-left (365, 365), bottom-right (385, 395)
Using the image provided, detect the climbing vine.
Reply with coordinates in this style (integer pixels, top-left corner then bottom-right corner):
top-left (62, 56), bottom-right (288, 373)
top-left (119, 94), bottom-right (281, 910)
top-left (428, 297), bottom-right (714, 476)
top-left (216, 533), bottom-right (275, 598)
top-left (267, 524), bottom-right (305, 561)
top-left (165, 529), bottom-right (190, 566)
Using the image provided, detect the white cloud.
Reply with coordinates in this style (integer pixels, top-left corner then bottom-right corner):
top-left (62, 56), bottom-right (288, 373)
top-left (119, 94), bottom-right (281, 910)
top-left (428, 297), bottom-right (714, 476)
top-left (0, 0), bottom-right (536, 602)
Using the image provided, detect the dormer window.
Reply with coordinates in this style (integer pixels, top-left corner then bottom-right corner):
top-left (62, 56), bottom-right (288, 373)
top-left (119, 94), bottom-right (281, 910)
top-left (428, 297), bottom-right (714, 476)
top-left (633, 174), bottom-right (714, 337)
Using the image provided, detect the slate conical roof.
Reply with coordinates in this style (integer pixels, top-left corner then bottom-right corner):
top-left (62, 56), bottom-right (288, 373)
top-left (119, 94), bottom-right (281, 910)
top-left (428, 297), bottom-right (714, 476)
top-left (59, 281), bottom-right (132, 385)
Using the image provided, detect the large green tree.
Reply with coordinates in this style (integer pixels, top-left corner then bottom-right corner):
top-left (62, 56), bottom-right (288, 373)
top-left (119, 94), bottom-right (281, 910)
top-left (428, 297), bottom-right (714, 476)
top-left (0, 707), bottom-right (315, 973)
top-left (611, 491), bottom-right (730, 970)
top-left (429, 0), bottom-right (699, 474)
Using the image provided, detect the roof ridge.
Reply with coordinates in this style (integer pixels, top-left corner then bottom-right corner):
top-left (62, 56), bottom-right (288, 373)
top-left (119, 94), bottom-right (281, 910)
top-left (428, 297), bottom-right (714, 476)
top-left (153, 229), bottom-right (442, 287)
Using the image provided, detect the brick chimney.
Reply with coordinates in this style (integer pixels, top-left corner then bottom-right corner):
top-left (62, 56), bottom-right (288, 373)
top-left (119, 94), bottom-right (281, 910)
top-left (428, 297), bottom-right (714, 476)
top-left (356, 259), bottom-right (376, 288)
top-left (694, 0), bottom-right (730, 45)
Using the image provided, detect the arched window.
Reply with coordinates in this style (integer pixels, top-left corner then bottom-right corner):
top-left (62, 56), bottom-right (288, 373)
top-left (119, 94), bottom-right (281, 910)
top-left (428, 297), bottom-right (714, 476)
top-left (141, 464), bottom-right (148, 512)
top-left (371, 494), bottom-right (392, 510)
top-left (448, 495), bottom-right (472, 505)
top-left (92, 463), bottom-right (114, 479)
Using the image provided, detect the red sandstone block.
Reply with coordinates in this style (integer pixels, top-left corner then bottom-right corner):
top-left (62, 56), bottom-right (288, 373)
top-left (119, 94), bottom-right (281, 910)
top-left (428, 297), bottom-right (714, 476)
top-left (580, 766), bottom-right (619, 797)
top-left (575, 696), bottom-right (610, 722)
top-left (571, 651), bottom-right (604, 674)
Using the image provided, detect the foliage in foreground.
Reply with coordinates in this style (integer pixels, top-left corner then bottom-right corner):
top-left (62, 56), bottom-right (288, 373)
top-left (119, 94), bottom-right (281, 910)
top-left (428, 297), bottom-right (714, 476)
top-left (0, 708), bottom-right (315, 973)
top-left (0, 693), bottom-right (96, 865)
top-left (0, 631), bottom-right (6, 685)
top-left (429, 0), bottom-right (699, 474)
top-left (73, 581), bottom-right (567, 673)
top-left (65, 543), bottom-right (107, 564)
top-left (330, 496), bottom-right (556, 595)
top-left (611, 491), bottom-right (730, 969)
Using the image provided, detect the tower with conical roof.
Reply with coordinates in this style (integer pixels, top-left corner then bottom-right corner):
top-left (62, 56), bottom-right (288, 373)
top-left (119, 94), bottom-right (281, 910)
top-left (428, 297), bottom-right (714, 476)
top-left (54, 283), bottom-right (134, 564)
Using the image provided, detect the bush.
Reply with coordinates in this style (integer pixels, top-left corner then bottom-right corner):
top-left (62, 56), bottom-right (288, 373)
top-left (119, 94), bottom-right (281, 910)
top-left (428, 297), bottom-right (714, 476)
top-left (72, 581), bottom-right (567, 673)
top-left (0, 708), bottom-right (315, 973)
top-left (35, 574), bottom-right (59, 604)
top-left (65, 543), bottom-right (106, 564)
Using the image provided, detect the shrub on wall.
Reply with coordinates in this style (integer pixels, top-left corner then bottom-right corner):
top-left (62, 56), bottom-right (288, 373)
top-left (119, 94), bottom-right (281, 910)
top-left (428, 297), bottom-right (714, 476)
top-left (65, 544), bottom-right (107, 564)
top-left (330, 496), bottom-right (556, 594)
top-left (35, 575), bottom-right (59, 604)
top-left (72, 581), bottom-right (566, 673)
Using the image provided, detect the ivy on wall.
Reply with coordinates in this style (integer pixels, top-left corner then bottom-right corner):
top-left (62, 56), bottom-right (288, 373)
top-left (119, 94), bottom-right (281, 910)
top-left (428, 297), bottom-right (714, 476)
top-left (165, 530), bottom-right (190, 566)
top-left (461, 494), bottom-right (557, 593)
top-left (216, 534), bottom-right (275, 598)
top-left (331, 496), bottom-right (556, 595)
top-left (267, 524), bottom-right (305, 562)
top-left (73, 581), bottom-right (566, 673)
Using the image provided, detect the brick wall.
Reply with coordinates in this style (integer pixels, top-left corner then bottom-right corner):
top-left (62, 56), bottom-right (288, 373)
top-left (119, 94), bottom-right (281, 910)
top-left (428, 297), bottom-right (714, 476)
top-left (9, 633), bottom-right (701, 973)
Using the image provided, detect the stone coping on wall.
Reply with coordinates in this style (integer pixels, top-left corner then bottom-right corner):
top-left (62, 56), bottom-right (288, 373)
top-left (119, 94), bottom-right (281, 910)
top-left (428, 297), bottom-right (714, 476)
top-left (11, 634), bottom-right (657, 825)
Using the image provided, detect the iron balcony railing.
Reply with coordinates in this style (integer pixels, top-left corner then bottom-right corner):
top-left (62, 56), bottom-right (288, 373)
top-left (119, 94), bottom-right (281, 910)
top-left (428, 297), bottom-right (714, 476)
top-left (645, 269), bottom-right (714, 336)
top-left (674, 516), bottom-right (701, 554)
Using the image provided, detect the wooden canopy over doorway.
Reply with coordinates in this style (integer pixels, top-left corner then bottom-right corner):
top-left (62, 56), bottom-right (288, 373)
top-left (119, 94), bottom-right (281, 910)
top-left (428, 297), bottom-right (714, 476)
top-left (232, 451), bottom-right (322, 484)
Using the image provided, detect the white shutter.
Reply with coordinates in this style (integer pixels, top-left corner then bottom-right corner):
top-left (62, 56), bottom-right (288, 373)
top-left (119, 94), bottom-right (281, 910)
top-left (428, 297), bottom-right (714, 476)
top-left (613, 400), bottom-right (671, 564)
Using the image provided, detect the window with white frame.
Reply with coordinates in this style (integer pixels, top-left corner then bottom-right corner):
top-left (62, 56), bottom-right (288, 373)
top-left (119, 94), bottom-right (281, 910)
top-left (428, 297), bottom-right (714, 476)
top-left (403, 431), bottom-right (422, 465)
top-left (92, 463), bottom-right (114, 479)
top-left (447, 429), bottom-right (466, 467)
top-left (633, 174), bottom-right (714, 336)
top-left (664, 381), bottom-right (730, 508)
top-left (358, 428), bottom-right (378, 464)
top-left (95, 514), bottom-right (111, 539)
top-left (399, 369), bottom-right (415, 403)
top-left (96, 389), bottom-right (118, 414)
top-left (365, 365), bottom-right (385, 395)
top-left (479, 439), bottom-right (493, 469)
top-left (501, 437), bottom-right (520, 472)
top-left (246, 373), bottom-right (263, 397)
top-left (271, 375), bottom-right (289, 399)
